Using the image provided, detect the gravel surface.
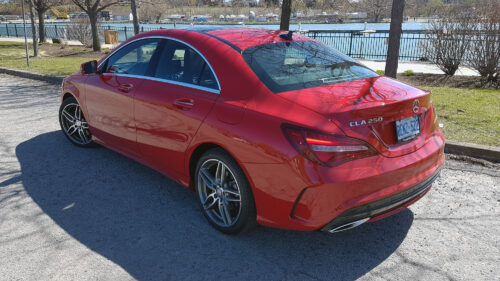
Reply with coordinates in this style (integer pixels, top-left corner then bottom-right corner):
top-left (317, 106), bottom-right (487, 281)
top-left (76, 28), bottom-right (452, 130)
top-left (0, 74), bottom-right (499, 281)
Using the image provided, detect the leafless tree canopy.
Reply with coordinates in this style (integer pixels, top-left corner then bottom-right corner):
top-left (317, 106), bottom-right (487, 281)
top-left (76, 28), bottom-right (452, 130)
top-left (70, 0), bottom-right (119, 51)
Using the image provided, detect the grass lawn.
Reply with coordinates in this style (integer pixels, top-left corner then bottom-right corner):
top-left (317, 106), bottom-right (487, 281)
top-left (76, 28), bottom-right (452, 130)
top-left (0, 41), bottom-right (100, 76)
top-left (0, 41), bottom-right (498, 146)
top-left (429, 87), bottom-right (500, 147)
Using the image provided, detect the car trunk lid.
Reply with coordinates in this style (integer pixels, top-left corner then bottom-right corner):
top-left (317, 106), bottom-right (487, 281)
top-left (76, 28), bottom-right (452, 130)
top-left (277, 76), bottom-right (436, 157)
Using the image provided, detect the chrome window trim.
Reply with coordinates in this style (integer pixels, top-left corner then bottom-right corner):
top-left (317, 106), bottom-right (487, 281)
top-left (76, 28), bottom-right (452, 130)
top-left (98, 35), bottom-right (221, 94)
top-left (103, 73), bottom-right (221, 94)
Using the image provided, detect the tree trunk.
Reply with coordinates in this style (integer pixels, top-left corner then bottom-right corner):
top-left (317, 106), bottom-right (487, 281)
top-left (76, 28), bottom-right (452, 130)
top-left (89, 12), bottom-right (101, 51)
top-left (280, 0), bottom-right (292, 31)
top-left (37, 9), bottom-right (46, 42)
top-left (28, 0), bottom-right (38, 57)
top-left (131, 0), bottom-right (139, 35)
top-left (385, 0), bottom-right (405, 78)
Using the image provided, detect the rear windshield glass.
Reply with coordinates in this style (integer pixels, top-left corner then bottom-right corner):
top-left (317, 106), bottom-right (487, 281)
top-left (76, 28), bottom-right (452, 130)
top-left (242, 41), bottom-right (378, 93)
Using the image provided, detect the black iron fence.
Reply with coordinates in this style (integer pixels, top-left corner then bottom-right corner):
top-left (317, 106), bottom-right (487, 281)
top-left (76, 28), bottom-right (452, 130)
top-left (0, 23), bottom-right (430, 61)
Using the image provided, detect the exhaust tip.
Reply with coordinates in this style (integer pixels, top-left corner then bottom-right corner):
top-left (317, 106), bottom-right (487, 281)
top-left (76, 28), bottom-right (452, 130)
top-left (327, 217), bottom-right (370, 233)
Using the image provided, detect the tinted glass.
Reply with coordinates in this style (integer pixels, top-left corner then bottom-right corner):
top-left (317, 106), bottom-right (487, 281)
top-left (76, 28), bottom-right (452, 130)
top-left (105, 39), bottom-right (160, 76)
top-left (242, 41), bottom-right (378, 93)
top-left (154, 40), bottom-right (218, 90)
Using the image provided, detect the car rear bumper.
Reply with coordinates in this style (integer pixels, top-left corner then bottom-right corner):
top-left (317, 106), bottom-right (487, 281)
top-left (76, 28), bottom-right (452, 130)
top-left (320, 168), bottom-right (440, 233)
top-left (243, 132), bottom-right (445, 231)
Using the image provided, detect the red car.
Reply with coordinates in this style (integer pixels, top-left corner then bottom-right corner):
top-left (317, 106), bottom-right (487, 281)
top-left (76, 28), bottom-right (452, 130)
top-left (59, 28), bottom-right (445, 234)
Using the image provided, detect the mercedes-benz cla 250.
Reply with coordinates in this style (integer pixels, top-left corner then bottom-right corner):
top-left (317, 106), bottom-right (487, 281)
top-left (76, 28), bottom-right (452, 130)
top-left (59, 28), bottom-right (444, 234)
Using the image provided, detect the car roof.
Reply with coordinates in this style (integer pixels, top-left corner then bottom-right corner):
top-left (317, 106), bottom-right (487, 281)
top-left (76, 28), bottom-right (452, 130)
top-left (202, 28), bottom-right (311, 51)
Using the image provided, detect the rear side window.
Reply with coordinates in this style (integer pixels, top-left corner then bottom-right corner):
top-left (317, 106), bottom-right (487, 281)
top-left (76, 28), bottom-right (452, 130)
top-left (242, 41), bottom-right (377, 93)
top-left (104, 39), bottom-right (160, 76)
top-left (154, 40), bottom-right (219, 90)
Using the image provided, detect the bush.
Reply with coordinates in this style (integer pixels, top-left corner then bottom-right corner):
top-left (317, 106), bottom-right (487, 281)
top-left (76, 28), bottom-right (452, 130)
top-left (467, 2), bottom-right (500, 83)
top-left (404, 70), bottom-right (414, 76)
top-left (66, 18), bottom-right (101, 48)
top-left (424, 6), bottom-right (475, 76)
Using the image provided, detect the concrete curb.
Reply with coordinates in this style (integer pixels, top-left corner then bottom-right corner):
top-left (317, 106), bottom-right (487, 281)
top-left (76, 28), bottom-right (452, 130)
top-left (0, 67), bottom-right (64, 85)
top-left (445, 141), bottom-right (500, 163)
top-left (1, 68), bottom-right (499, 163)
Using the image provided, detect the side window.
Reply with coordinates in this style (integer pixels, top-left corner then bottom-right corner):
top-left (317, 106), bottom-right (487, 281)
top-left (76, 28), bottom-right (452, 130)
top-left (154, 40), bottom-right (219, 90)
top-left (105, 39), bottom-right (160, 76)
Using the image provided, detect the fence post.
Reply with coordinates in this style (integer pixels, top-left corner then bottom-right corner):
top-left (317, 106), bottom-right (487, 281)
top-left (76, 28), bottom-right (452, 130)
top-left (141, 26), bottom-right (144, 33)
top-left (124, 26), bottom-right (128, 40)
top-left (15, 24), bottom-right (18, 37)
top-left (348, 32), bottom-right (353, 56)
top-left (6, 24), bottom-right (9, 37)
top-left (55, 25), bottom-right (58, 37)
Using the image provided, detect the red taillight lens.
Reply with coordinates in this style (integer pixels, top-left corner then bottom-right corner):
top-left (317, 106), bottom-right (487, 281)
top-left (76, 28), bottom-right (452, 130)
top-left (282, 124), bottom-right (378, 167)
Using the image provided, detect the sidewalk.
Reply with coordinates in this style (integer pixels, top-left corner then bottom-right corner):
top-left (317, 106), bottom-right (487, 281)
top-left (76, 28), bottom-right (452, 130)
top-left (358, 59), bottom-right (479, 76)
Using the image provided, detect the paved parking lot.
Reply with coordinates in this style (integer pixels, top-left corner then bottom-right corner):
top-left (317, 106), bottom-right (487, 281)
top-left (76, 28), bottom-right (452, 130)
top-left (0, 74), bottom-right (499, 281)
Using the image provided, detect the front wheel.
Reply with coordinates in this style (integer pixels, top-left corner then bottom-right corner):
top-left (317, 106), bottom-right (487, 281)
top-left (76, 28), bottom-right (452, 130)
top-left (59, 96), bottom-right (94, 147)
top-left (195, 148), bottom-right (257, 234)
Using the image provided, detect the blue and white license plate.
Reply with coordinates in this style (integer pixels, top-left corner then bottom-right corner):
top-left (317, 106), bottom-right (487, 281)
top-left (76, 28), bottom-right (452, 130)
top-left (395, 115), bottom-right (420, 142)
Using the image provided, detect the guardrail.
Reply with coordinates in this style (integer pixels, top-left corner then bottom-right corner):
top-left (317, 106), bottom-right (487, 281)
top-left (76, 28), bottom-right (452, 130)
top-left (1, 23), bottom-right (430, 61)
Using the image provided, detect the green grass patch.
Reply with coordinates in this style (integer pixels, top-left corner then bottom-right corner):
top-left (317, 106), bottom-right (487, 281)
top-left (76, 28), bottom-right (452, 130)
top-left (0, 41), bottom-right (99, 76)
top-left (429, 87), bottom-right (500, 146)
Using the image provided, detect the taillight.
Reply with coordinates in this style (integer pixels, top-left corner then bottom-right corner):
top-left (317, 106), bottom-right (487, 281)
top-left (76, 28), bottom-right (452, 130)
top-left (282, 124), bottom-right (378, 167)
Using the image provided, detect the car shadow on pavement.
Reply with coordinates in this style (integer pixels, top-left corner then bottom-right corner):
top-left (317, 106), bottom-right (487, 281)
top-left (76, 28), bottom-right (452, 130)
top-left (16, 131), bottom-right (414, 281)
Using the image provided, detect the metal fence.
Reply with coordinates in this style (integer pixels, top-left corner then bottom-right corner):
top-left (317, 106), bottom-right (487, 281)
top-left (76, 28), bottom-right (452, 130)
top-left (0, 23), bottom-right (430, 61)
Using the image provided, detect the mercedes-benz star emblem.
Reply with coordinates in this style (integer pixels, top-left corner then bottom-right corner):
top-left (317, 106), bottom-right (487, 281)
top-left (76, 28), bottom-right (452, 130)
top-left (413, 99), bottom-right (420, 114)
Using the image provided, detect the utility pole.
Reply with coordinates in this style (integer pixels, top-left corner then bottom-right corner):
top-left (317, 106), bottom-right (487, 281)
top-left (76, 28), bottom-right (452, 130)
top-left (21, 0), bottom-right (30, 67)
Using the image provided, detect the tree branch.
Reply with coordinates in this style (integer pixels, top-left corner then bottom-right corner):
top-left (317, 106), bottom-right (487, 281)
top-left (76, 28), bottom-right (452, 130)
top-left (71, 0), bottom-right (89, 13)
top-left (97, 1), bottom-right (120, 12)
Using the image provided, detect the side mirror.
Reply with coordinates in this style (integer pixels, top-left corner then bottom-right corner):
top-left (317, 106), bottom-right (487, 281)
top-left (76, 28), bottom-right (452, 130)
top-left (81, 60), bottom-right (98, 75)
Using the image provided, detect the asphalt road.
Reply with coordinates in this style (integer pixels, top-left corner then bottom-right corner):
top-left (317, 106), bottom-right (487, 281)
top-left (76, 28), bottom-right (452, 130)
top-left (0, 74), bottom-right (499, 281)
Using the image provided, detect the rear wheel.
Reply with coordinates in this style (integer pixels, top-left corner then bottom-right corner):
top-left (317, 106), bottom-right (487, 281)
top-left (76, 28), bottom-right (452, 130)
top-left (195, 148), bottom-right (257, 234)
top-left (59, 96), bottom-right (94, 147)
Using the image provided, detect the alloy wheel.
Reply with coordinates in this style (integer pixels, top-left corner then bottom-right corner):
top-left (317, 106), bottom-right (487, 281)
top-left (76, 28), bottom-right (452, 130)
top-left (60, 102), bottom-right (92, 145)
top-left (197, 159), bottom-right (242, 227)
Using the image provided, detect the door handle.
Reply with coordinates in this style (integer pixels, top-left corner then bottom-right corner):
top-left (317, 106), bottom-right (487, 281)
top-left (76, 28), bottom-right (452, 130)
top-left (118, 84), bottom-right (133, 93)
top-left (174, 98), bottom-right (194, 110)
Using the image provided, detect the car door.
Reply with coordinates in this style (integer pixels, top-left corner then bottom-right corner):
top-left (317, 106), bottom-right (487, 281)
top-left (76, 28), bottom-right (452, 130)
top-left (134, 38), bottom-right (220, 175)
top-left (85, 38), bottom-right (161, 156)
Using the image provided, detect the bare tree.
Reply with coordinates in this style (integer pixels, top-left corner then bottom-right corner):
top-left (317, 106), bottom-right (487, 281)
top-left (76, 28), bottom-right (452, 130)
top-left (27, 0), bottom-right (39, 57)
top-left (468, 2), bottom-right (500, 83)
top-left (385, 0), bottom-right (405, 78)
top-left (363, 0), bottom-right (390, 22)
top-left (32, 0), bottom-right (63, 42)
top-left (139, 0), bottom-right (167, 23)
top-left (424, 6), bottom-right (475, 76)
top-left (70, 0), bottom-right (119, 51)
top-left (280, 0), bottom-right (291, 30)
top-left (131, 0), bottom-right (139, 35)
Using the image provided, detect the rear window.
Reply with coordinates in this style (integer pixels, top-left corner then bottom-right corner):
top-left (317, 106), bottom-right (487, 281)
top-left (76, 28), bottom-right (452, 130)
top-left (242, 41), bottom-right (378, 93)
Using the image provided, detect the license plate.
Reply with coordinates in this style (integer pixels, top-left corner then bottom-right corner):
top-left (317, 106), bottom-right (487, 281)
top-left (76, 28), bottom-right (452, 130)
top-left (395, 115), bottom-right (420, 142)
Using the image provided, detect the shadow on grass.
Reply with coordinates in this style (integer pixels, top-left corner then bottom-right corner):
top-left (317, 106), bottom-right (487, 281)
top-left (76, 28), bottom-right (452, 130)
top-left (16, 131), bottom-right (414, 281)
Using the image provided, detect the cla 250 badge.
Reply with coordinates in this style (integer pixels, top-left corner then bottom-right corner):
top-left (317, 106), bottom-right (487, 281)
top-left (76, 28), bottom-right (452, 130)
top-left (349, 117), bottom-right (383, 127)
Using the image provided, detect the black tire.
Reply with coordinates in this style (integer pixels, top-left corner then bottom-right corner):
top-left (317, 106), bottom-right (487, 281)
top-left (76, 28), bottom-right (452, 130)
top-left (59, 96), bottom-right (95, 147)
top-left (195, 148), bottom-right (257, 234)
